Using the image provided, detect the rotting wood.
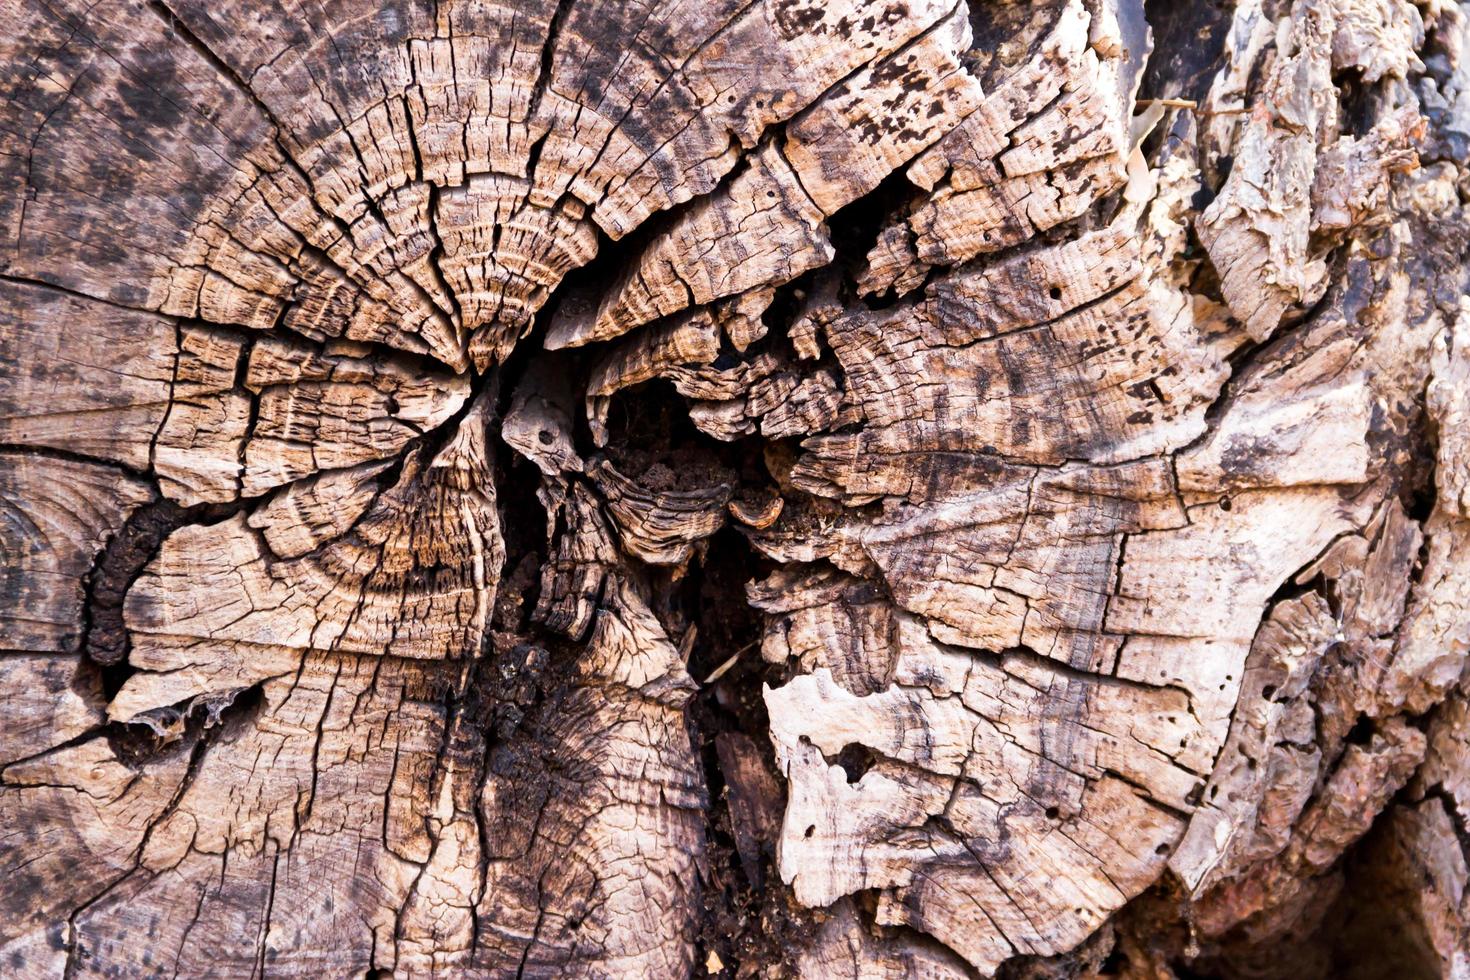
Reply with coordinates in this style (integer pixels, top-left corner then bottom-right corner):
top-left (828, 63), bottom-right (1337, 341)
top-left (2, 0), bottom-right (1470, 976)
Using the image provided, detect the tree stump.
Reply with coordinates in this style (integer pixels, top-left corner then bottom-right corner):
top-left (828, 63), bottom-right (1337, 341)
top-left (2, 0), bottom-right (1469, 976)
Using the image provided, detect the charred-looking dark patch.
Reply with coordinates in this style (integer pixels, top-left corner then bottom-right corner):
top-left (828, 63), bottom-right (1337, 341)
top-left (772, 0), bottom-right (826, 39)
top-left (965, 0), bottom-right (1070, 93)
top-left (1139, 0), bottom-right (1234, 104)
top-left (1, 0), bottom-right (1466, 976)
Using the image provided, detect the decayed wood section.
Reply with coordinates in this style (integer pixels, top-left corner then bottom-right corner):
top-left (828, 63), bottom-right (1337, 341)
top-left (2, 0), bottom-right (1469, 976)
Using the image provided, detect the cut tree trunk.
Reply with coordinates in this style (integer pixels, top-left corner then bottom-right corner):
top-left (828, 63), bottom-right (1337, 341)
top-left (2, 0), bottom-right (1469, 976)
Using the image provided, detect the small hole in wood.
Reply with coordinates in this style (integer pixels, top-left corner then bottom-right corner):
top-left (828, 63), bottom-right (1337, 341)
top-left (1048, 285), bottom-right (1062, 300)
top-left (1219, 496), bottom-right (1233, 511)
top-left (1045, 806), bottom-right (1060, 820)
top-left (538, 430), bottom-right (553, 445)
top-left (804, 824), bottom-right (816, 839)
top-left (1262, 684), bottom-right (1277, 700)
top-left (1155, 843), bottom-right (1171, 855)
top-left (834, 743), bottom-right (877, 785)
top-left (1347, 716), bottom-right (1375, 745)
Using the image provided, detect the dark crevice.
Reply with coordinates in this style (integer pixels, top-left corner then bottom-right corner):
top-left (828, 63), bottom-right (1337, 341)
top-left (683, 527), bottom-right (820, 977)
top-left (0, 272), bottom-right (161, 319)
top-left (825, 165), bottom-right (925, 293)
top-left (108, 680), bottom-right (267, 761)
top-left (83, 496), bottom-right (245, 693)
top-left (0, 443), bottom-right (152, 483)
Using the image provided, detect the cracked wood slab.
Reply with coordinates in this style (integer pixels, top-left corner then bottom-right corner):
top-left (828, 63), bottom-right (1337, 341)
top-left (2, 0), bottom-right (1470, 977)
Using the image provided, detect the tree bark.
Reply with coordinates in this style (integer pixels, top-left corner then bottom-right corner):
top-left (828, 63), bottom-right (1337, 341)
top-left (1, 0), bottom-right (1468, 976)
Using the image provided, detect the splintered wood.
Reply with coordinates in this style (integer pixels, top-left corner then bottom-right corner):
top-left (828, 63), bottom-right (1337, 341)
top-left (2, 0), bottom-right (1469, 976)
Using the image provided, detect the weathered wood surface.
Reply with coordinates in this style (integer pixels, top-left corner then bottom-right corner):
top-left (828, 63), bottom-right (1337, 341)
top-left (1, 0), bottom-right (1468, 976)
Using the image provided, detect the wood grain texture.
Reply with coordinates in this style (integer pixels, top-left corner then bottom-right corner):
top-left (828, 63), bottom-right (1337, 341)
top-left (1, 0), bottom-right (1469, 976)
